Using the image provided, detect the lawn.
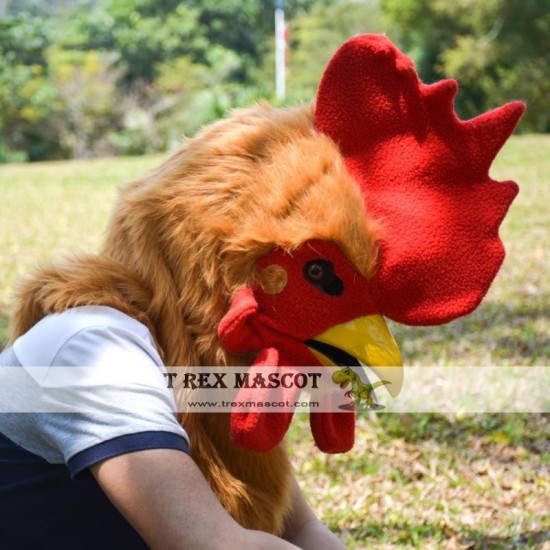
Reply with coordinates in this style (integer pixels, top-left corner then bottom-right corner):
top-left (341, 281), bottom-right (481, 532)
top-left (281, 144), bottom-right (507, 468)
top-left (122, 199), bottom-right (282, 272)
top-left (0, 136), bottom-right (548, 548)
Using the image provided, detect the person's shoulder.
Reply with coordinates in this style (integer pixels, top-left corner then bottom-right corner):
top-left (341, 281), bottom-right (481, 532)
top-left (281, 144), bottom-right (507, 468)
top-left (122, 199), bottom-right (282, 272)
top-left (25, 305), bottom-right (151, 339)
top-left (12, 306), bottom-right (161, 367)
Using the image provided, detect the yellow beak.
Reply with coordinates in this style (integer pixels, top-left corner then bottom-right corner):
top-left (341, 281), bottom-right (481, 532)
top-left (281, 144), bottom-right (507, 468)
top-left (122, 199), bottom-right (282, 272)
top-left (307, 314), bottom-right (403, 397)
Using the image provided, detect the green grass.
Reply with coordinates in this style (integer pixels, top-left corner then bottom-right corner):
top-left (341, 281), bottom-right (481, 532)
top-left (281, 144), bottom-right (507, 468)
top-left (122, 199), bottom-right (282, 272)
top-left (0, 136), bottom-right (549, 548)
top-left (0, 154), bottom-right (164, 343)
top-left (287, 413), bottom-right (549, 549)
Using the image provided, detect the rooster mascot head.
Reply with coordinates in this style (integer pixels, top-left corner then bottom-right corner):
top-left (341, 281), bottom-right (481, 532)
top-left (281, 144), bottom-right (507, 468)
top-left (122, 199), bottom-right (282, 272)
top-left (11, 35), bottom-right (524, 533)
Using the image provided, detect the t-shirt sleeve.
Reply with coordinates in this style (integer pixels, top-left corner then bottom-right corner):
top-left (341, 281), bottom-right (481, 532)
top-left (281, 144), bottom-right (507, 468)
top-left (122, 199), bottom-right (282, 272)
top-left (4, 319), bottom-right (191, 478)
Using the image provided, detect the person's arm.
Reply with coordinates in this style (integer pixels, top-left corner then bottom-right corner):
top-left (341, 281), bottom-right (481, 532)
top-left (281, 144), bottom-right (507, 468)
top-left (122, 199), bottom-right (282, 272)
top-left (90, 448), bottom-right (300, 550)
top-left (283, 477), bottom-right (348, 550)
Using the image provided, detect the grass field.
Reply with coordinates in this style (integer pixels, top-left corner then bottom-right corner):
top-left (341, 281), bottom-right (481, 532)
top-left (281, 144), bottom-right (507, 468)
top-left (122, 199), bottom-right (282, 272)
top-left (0, 135), bottom-right (548, 548)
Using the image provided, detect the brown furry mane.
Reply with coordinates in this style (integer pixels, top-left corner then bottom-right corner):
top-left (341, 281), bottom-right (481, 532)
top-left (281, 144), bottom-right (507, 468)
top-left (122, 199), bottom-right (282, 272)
top-left (9, 102), bottom-right (379, 534)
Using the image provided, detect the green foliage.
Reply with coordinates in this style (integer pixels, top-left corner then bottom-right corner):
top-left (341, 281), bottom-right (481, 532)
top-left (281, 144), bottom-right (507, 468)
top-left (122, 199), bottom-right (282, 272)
top-left (0, 15), bottom-right (65, 160)
top-left (99, 1), bottom-right (204, 84)
top-left (280, 0), bottom-right (388, 104)
top-left (381, 0), bottom-right (550, 131)
top-left (0, 0), bottom-right (548, 163)
top-left (47, 48), bottom-right (124, 157)
top-left (2, 0), bottom-right (96, 18)
top-left (154, 51), bottom-right (262, 140)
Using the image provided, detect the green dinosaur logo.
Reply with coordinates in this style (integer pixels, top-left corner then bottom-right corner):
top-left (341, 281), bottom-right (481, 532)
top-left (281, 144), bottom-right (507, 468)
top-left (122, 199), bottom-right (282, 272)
top-left (332, 367), bottom-right (390, 411)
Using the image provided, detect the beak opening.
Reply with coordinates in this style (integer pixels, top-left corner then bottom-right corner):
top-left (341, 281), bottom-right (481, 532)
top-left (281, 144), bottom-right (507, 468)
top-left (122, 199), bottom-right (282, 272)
top-left (306, 314), bottom-right (403, 397)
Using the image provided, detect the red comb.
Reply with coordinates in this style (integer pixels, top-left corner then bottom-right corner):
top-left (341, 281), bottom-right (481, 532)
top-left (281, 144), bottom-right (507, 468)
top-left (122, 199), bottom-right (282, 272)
top-left (315, 34), bottom-right (525, 325)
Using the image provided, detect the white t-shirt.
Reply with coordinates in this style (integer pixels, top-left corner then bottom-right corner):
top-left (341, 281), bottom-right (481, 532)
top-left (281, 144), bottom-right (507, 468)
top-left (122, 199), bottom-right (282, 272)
top-left (0, 305), bottom-right (190, 475)
top-left (0, 306), bottom-right (191, 546)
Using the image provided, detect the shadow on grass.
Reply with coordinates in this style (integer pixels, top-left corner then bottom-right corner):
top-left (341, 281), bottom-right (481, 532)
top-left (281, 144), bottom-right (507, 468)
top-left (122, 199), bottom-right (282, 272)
top-left (380, 291), bottom-right (550, 451)
top-left (483, 297), bottom-right (549, 361)
top-left (391, 293), bottom-right (549, 364)
top-left (343, 523), bottom-right (550, 549)
top-left (460, 528), bottom-right (550, 549)
top-left (374, 413), bottom-right (549, 453)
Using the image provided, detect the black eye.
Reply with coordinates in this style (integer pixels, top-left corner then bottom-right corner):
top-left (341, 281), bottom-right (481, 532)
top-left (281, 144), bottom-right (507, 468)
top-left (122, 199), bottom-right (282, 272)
top-left (306, 263), bottom-right (324, 281)
top-left (303, 259), bottom-right (344, 296)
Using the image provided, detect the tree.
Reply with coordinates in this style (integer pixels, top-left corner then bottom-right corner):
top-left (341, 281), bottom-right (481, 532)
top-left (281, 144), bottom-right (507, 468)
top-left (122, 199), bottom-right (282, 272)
top-left (0, 15), bottom-right (65, 161)
top-left (47, 48), bottom-right (123, 158)
top-left (381, 0), bottom-right (550, 131)
top-left (279, 0), bottom-right (388, 104)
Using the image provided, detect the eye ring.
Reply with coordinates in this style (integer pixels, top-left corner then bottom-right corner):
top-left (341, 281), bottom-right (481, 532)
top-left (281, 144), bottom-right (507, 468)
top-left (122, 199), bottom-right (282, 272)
top-left (306, 262), bottom-right (324, 281)
top-left (303, 259), bottom-right (344, 296)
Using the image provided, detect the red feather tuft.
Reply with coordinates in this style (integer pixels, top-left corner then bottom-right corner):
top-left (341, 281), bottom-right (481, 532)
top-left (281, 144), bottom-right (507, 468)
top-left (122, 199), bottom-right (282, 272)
top-left (315, 34), bottom-right (525, 325)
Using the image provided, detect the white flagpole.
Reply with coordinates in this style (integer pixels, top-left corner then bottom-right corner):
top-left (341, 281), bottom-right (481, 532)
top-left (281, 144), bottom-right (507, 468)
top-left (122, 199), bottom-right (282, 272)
top-left (275, 0), bottom-right (286, 100)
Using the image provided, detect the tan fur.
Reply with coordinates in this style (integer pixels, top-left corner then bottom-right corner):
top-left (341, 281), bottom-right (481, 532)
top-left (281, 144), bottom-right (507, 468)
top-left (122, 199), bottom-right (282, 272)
top-left (9, 103), bottom-right (378, 534)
